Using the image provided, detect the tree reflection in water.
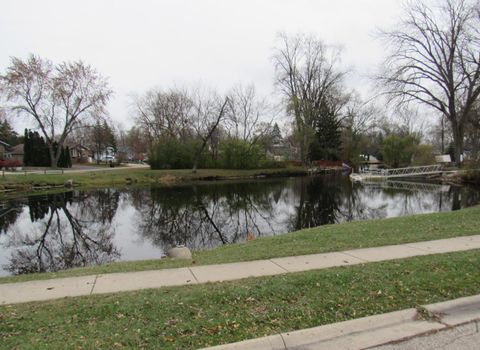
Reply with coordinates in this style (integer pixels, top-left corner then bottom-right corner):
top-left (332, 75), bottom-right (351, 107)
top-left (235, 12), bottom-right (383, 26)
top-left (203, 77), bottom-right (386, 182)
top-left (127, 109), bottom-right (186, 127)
top-left (0, 198), bottom-right (25, 235)
top-left (131, 180), bottom-right (284, 250)
top-left (289, 176), bottom-right (388, 231)
top-left (3, 190), bottom-right (120, 275)
top-left (130, 177), bottom-right (480, 251)
top-left (1, 176), bottom-right (479, 276)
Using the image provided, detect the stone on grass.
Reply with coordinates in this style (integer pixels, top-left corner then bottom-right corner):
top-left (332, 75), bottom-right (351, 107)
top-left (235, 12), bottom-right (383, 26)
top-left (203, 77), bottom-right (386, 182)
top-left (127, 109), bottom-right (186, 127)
top-left (64, 179), bottom-right (74, 188)
top-left (167, 246), bottom-right (192, 260)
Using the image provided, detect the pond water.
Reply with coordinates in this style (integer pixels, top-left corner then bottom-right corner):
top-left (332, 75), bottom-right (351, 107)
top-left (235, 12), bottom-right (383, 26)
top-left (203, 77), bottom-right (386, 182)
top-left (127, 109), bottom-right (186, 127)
top-left (1, 175), bottom-right (479, 276)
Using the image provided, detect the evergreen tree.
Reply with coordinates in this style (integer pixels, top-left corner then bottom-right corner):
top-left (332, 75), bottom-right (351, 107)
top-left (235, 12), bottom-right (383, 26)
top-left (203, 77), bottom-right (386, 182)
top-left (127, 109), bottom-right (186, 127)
top-left (103, 121), bottom-right (117, 151)
top-left (309, 107), bottom-right (342, 161)
top-left (58, 144), bottom-right (66, 168)
top-left (271, 123), bottom-right (282, 144)
top-left (36, 133), bottom-right (50, 166)
top-left (23, 130), bottom-right (59, 167)
top-left (23, 129), bottom-right (31, 165)
top-left (65, 146), bottom-right (72, 168)
top-left (0, 119), bottom-right (20, 146)
top-left (92, 120), bottom-right (117, 162)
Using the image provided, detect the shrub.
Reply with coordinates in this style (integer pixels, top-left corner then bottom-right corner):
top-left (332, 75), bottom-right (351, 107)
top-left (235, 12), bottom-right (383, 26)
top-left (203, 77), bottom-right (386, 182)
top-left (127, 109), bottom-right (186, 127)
top-left (149, 138), bottom-right (287, 170)
top-left (149, 138), bottom-right (215, 170)
top-left (150, 138), bottom-right (194, 169)
top-left (218, 139), bottom-right (267, 169)
top-left (0, 159), bottom-right (22, 170)
top-left (412, 144), bottom-right (436, 166)
top-left (382, 134), bottom-right (419, 168)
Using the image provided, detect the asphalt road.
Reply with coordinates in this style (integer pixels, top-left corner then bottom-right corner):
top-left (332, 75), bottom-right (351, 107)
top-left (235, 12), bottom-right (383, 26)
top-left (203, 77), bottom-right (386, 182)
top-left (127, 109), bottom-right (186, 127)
top-left (373, 321), bottom-right (480, 350)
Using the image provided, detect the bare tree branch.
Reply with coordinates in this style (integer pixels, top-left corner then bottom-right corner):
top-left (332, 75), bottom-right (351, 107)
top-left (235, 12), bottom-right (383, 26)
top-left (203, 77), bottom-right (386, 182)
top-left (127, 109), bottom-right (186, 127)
top-left (376, 0), bottom-right (480, 165)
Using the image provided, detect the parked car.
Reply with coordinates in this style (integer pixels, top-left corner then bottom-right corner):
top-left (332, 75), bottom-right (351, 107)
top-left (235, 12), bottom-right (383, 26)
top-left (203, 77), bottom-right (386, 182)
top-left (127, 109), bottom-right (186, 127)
top-left (100, 155), bottom-right (116, 163)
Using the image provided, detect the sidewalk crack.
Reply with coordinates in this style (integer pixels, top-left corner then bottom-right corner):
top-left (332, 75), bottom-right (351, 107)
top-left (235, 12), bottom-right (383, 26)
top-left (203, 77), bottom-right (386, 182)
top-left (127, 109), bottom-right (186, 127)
top-left (279, 333), bottom-right (288, 350)
top-left (269, 259), bottom-right (290, 273)
top-left (340, 251), bottom-right (369, 262)
top-left (89, 275), bottom-right (99, 295)
top-left (403, 244), bottom-right (434, 253)
top-left (188, 268), bottom-right (200, 283)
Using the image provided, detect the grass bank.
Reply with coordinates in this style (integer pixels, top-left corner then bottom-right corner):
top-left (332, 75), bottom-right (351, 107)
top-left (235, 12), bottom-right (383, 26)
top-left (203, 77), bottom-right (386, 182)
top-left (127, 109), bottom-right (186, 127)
top-left (1, 205), bottom-right (479, 284)
top-left (0, 167), bottom-right (307, 195)
top-left (1, 250), bottom-right (479, 349)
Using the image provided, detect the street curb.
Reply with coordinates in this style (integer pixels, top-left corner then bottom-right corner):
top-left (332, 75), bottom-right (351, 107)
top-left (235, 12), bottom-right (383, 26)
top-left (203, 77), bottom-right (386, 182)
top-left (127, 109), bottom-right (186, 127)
top-left (201, 294), bottom-right (480, 350)
top-left (423, 294), bottom-right (480, 327)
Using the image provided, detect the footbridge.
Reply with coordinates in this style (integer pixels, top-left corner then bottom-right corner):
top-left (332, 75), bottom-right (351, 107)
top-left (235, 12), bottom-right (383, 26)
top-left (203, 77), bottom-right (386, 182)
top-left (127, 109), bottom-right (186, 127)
top-left (351, 165), bottom-right (444, 181)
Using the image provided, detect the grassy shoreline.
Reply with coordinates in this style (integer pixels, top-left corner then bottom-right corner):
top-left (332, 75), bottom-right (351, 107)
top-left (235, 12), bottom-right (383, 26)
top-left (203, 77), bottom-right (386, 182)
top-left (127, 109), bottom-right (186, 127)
top-left (0, 167), bottom-right (308, 196)
top-left (1, 205), bottom-right (479, 284)
top-left (1, 250), bottom-right (479, 349)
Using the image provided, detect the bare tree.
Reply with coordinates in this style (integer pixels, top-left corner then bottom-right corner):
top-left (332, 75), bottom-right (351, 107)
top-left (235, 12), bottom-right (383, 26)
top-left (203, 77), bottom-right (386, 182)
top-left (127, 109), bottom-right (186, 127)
top-left (341, 93), bottom-right (380, 162)
top-left (272, 32), bottom-right (348, 165)
top-left (0, 54), bottom-right (112, 168)
top-left (226, 83), bottom-right (274, 143)
top-left (132, 87), bottom-right (194, 148)
top-left (131, 85), bottom-right (229, 170)
top-left (377, 0), bottom-right (480, 165)
top-left (189, 88), bottom-right (229, 173)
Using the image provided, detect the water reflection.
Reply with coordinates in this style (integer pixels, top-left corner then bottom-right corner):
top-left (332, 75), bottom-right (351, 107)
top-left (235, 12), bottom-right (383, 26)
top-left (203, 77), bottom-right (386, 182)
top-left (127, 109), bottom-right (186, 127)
top-left (0, 177), bottom-right (479, 276)
top-left (1, 190), bottom-right (120, 275)
top-left (131, 180), bottom-right (284, 249)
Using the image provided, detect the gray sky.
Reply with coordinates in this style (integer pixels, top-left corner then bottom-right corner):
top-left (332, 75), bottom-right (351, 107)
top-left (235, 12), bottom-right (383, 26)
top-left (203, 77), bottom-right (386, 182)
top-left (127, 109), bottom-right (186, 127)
top-left (1, 0), bottom-right (402, 131)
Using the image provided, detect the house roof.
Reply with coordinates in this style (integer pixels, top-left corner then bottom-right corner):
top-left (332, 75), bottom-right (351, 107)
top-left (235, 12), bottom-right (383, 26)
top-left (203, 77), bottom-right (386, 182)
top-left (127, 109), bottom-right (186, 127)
top-left (0, 140), bottom-right (10, 148)
top-left (11, 144), bottom-right (24, 155)
top-left (64, 142), bottom-right (91, 151)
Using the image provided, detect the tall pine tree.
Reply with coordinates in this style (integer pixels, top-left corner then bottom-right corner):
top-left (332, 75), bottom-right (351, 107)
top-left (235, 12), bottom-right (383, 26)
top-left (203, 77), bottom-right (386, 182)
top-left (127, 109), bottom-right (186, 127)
top-left (309, 105), bottom-right (342, 161)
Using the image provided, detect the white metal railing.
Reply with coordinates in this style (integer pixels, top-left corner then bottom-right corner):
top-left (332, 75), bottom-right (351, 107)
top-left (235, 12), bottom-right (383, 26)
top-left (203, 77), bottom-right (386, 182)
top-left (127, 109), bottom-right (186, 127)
top-left (360, 165), bottom-right (442, 178)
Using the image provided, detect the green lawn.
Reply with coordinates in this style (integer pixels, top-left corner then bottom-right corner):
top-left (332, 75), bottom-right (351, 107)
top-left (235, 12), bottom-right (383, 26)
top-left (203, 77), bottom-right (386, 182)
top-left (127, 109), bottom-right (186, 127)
top-left (0, 167), bottom-right (306, 195)
top-left (1, 250), bottom-right (479, 349)
top-left (1, 205), bottom-right (479, 284)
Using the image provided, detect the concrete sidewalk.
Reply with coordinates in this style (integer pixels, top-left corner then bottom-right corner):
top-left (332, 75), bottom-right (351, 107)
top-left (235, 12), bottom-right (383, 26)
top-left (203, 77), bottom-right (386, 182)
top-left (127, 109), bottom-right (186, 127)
top-left (202, 294), bottom-right (480, 350)
top-left (1, 234), bottom-right (480, 305)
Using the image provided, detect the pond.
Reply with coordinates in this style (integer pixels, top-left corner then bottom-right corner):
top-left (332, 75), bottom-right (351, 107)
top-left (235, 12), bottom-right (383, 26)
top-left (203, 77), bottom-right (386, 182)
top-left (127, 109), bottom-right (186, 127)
top-left (1, 175), bottom-right (479, 276)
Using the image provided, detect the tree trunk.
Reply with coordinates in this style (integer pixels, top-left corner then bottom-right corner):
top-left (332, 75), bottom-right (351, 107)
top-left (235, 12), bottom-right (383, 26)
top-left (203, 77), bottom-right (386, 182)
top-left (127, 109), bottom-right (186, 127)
top-left (48, 144), bottom-right (61, 169)
top-left (192, 98), bottom-right (229, 174)
top-left (302, 130), bottom-right (308, 166)
top-left (192, 156), bottom-right (200, 174)
top-left (451, 120), bottom-right (464, 167)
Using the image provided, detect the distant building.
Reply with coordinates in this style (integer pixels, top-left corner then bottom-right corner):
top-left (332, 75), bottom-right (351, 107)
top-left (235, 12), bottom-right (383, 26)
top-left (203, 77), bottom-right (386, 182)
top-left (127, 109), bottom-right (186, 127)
top-left (359, 154), bottom-right (383, 170)
top-left (116, 146), bottom-right (133, 162)
top-left (0, 140), bottom-right (10, 159)
top-left (10, 144), bottom-right (24, 164)
top-left (67, 144), bottom-right (91, 163)
top-left (266, 123), bottom-right (299, 161)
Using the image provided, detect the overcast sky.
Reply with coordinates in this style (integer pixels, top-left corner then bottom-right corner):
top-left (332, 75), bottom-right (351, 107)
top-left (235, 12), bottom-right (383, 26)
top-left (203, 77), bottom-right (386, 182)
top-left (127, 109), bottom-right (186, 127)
top-left (1, 0), bottom-right (403, 132)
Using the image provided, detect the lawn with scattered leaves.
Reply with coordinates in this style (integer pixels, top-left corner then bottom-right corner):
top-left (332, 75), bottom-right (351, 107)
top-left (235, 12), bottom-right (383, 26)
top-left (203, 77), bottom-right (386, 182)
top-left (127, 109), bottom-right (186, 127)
top-left (1, 250), bottom-right (479, 349)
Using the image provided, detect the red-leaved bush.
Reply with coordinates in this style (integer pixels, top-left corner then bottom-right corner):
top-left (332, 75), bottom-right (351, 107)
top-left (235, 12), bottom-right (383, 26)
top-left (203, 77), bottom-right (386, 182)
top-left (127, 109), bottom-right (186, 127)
top-left (0, 159), bottom-right (22, 170)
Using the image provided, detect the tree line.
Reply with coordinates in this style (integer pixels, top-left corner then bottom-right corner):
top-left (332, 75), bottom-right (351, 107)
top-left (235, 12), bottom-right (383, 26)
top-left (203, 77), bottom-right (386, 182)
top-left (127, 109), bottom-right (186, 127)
top-left (0, 0), bottom-right (479, 169)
